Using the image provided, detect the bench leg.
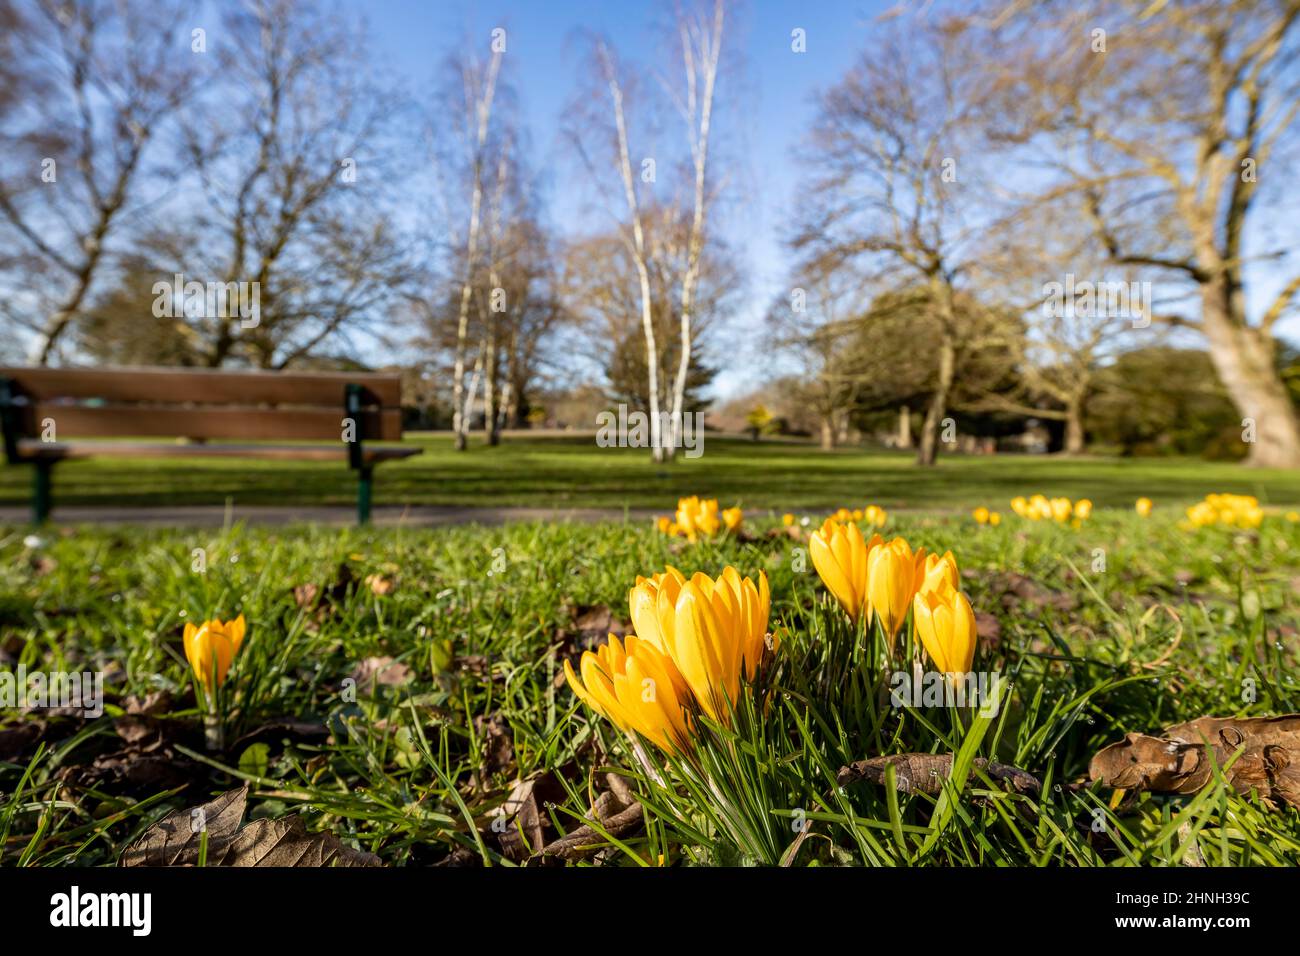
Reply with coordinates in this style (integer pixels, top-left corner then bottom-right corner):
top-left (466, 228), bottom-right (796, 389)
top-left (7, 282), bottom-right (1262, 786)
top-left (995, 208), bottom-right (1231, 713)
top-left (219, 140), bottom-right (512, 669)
top-left (357, 466), bottom-right (373, 525)
top-left (33, 460), bottom-right (52, 525)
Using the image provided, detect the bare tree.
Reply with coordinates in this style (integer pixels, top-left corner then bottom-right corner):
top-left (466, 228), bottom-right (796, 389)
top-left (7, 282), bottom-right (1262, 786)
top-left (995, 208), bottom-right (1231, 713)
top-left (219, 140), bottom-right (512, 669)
top-left (1005, 0), bottom-right (1300, 466)
top-left (663, 0), bottom-right (726, 456)
top-left (444, 41), bottom-right (503, 451)
top-left (0, 0), bottom-right (200, 365)
top-left (178, 0), bottom-right (407, 369)
top-left (792, 15), bottom-right (1013, 466)
top-left (564, 217), bottom-right (733, 413)
top-left (594, 40), bottom-right (667, 458)
top-left (972, 195), bottom-right (1156, 453)
top-left (767, 277), bottom-right (862, 450)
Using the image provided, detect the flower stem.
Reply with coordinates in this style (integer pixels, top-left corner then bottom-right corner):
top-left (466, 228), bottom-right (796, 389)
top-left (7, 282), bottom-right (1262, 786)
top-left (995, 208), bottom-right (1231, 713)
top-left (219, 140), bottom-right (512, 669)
top-left (203, 701), bottom-right (224, 752)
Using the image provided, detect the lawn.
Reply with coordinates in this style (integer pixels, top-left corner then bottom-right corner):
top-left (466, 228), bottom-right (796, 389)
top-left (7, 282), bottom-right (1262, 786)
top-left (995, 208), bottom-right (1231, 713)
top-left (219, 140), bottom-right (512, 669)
top-left (3, 434), bottom-right (1299, 512)
top-left (3, 507), bottom-right (1299, 866)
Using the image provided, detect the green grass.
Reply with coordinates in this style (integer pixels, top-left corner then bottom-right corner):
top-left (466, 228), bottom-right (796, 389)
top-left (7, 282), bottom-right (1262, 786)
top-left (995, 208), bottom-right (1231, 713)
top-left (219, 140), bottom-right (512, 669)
top-left (3, 434), bottom-right (1299, 511)
top-left (3, 508), bottom-right (1299, 866)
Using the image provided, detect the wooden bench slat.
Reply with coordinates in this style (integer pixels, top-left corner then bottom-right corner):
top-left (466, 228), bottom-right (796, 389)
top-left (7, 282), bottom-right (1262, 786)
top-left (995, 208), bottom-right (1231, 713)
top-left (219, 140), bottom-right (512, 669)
top-left (0, 366), bottom-right (401, 408)
top-left (15, 438), bottom-right (419, 464)
top-left (26, 404), bottom-right (403, 442)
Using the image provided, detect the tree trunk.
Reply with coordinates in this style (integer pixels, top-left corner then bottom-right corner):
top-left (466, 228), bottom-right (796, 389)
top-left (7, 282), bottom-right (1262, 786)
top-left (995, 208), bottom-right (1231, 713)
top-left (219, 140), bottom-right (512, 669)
top-left (1199, 296), bottom-right (1300, 468)
top-left (461, 349), bottom-right (484, 442)
top-left (820, 417), bottom-right (836, 450)
top-left (28, 225), bottom-right (107, 365)
top-left (1063, 397), bottom-right (1085, 455)
top-left (917, 339), bottom-right (955, 467)
top-left (484, 324), bottom-right (500, 446)
top-left (897, 405), bottom-right (912, 449)
top-left (638, 267), bottom-right (664, 463)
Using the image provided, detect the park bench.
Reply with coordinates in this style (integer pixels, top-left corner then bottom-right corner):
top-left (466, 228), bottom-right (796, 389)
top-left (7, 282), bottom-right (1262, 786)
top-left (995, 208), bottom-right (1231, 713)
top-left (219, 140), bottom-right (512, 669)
top-left (0, 366), bottom-right (420, 525)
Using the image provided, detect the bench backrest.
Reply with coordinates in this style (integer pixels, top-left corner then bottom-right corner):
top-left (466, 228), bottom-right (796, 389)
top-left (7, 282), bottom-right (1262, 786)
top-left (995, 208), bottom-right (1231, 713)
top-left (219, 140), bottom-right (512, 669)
top-left (0, 366), bottom-right (403, 443)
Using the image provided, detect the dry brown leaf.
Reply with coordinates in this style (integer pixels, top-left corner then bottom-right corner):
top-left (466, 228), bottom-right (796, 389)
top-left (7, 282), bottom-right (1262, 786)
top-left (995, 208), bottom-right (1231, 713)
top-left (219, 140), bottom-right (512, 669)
top-left (291, 563), bottom-right (357, 631)
top-left (496, 772), bottom-right (567, 862)
top-left (120, 787), bottom-right (247, 866)
top-left (1089, 714), bottom-right (1300, 809)
top-left (365, 573), bottom-right (394, 596)
top-left (837, 753), bottom-right (1042, 795)
top-left (474, 713), bottom-right (515, 780)
top-left (975, 611), bottom-right (1002, 648)
top-left (121, 786), bottom-right (380, 867)
top-left (228, 718), bottom-right (329, 754)
top-left (538, 772), bottom-right (643, 862)
top-left (347, 656), bottom-right (413, 690)
top-left (989, 571), bottom-right (1078, 613)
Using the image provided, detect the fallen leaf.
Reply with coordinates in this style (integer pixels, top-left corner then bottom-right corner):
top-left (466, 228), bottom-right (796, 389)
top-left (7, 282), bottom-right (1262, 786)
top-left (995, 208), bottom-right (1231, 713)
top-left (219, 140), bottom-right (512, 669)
top-left (347, 656), bottom-right (413, 690)
top-left (1089, 714), bottom-right (1300, 810)
top-left (496, 772), bottom-right (567, 862)
top-left (988, 571), bottom-right (1078, 613)
top-left (228, 718), bottom-right (329, 754)
top-left (121, 787), bottom-right (380, 867)
top-left (433, 846), bottom-right (482, 867)
top-left (538, 772), bottom-right (643, 861)
top-left (124, 691), bottom-right (175, 717)
top-left (975, 611), bottom-right (1002, 648)
top-left (837, 753), bottom-right (1041, 795)
top-left (291, 563), bottom-right (357, 631)
top-left (365, 573), bottom-right (394, 596)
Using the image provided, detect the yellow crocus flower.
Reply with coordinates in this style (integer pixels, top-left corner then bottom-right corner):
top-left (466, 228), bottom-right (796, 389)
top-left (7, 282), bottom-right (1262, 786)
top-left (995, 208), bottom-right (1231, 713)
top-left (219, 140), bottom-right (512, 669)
top-left (1186, 493), bottom-right (1263, 529)
top-left (628, 566), bottom-right (688, 655)
top-left (1074, 499), bottom-right (1093, 520)
top-left (867, 537), bottom-right (925, 639)
top-left (183, 615), bottom-right (246, 692)
top-left (809, 519), bottom-right (879, 621)
top-left (913, 587), bottom-right (977, 677)
top-left (564, 634), bottom-right (691, 752)
top-left (972, 506), bottom-right (990, 524)
top-left (722, 506), bottom-right (743, 531)
top-left (626, 566), bottom-right (772, 723)
top-left (1135, 497), bottom-right (1153, 517)
top-left (675, 495), bottom-right (721, 541)
top-left (918, 550), bottom-right (959, 597)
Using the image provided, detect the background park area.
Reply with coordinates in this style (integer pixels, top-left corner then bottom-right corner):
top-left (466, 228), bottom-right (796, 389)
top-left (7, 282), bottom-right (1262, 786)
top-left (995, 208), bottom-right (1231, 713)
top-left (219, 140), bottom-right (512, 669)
top-left (3, 434), bottom-right (1300, 517)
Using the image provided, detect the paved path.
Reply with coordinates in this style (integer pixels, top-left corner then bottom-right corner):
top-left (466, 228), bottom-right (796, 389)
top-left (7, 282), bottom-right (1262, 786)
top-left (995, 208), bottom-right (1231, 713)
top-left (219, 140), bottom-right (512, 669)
top-left (0, 504), bottom-right (663, 528)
